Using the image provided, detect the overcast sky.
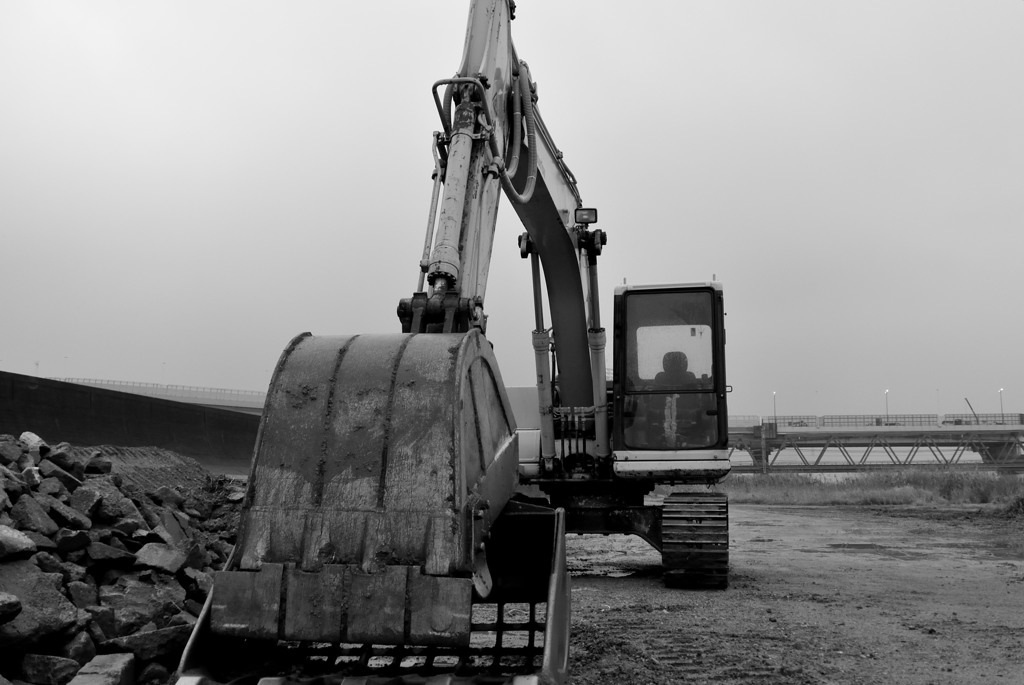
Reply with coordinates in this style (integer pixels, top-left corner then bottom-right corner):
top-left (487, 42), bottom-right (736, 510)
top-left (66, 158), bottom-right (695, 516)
top-left (2, 1), bottom-right (1022, 418)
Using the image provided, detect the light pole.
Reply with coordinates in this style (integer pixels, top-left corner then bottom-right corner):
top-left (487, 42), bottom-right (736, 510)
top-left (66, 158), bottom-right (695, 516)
top-left (773, 391), bottom-right (777, 425)
top-left (999, 388), bottom-right (1005, 424)
top-left (885, 389), bottom-right (889, 423)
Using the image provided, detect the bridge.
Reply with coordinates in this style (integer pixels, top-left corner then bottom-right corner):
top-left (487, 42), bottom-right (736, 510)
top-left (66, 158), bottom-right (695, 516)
top-left (729, 413), bottom-right (1024, 473)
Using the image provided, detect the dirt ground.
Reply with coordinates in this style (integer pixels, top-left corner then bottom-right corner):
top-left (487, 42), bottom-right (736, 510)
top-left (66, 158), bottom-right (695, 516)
top-left (565, 505), bottom-right (1024, 684)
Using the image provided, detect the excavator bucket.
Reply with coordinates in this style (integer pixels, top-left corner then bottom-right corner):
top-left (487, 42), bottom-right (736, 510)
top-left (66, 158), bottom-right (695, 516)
top-left (177, 330), bottom-right (569, 685)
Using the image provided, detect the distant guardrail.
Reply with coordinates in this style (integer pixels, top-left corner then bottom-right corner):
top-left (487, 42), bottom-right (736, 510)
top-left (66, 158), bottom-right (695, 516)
top-left (52, 378), bottom-right (266, 408)
top-left (761, 413), bottom-right (1024, 428)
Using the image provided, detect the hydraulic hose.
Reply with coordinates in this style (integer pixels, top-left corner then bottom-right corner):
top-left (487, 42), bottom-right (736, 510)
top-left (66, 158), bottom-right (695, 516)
top-left (442, 80), bottom-right (456, 134)
top-left (495, 62), bottom-right (537, 204)
top-left (504, 69), bottom-right (524, 178)
top-left (440, 62), bottom-right (538, 205)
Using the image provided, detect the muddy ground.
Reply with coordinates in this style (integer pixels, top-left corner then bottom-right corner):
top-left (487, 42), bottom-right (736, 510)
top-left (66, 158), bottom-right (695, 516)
top-left (565, 505), bottom-right (1024, 684)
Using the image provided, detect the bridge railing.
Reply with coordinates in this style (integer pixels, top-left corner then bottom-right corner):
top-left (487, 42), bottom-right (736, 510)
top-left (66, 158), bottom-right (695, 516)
top-left (54, 378), bottom-right (266, 405)
top-left (941, 413), bottom-right (1024, 426)
top-left (748, 413), bottom-right (1024, 430)
top-left (821, 414), bottom-right (939, 427)
top-left (768, 415), bottom-right (818, 428)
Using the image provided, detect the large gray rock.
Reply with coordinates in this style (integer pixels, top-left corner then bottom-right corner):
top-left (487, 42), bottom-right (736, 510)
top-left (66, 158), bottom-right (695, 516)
top-left (150, 486), bottom-right (185, 508)
top-left (33, 552), bottom-right (87, 584)
top-left (74, 479), bottom-right (146, 534)
top-left (22, 531), bottom-right (57, 553)
top-left (134, 543), bottom-right (186, 575)
top-left (182, 568), bottom-right (212, 598)
top-left (37, 461), bottom-right (82, 493)
top-left (45, 444), bottom-right (88, 481)
top-left (105, 536), bottom-right (130, 552)
top-left (86, 620), bottom-right (107, 647)
top-left (131, 497), bottom-right (162, 531)
top-left (97, 574), bottom-right (185, 637)
top-left (21, 467), bottom-right (43, 488)
top-left (0, 591), bottom-right (22, 624)
top-left (34, 494), bottom-right (92, 531)
top-left (84, 454), bottom-right (112, 475)
top-left (59, 630), bottom-right (97, 666)
top-left (0, 560), bottom-right (79, 646)
top-left (66, 581), bottom-right (98, 609)
top-left (54, 529), bottom-right (91, 553)
top-left (0, 464), bottom-right (28, 500)
top-left (0, 524), bottom-right (37, 559)
top-left (68, 488), bottom-right (101, 519)
top-left (170, 511), bottom-right (191, 533)
top-left (99, 624), bottom-right (190, 663)
top-left (85, 542), bottom-right (136, 567)
top-left (32, 551), bottom-right (67, 576)
top-left (0, 487), bottom-right (10, 512)
top-left (10, 496), bottom-right (59, 536)
top-left (36, 477), bottom-right (69, 499)
top-left (74, 478), bottom-right (126, 520)
top-left (19, 432), bottom-right (50, 463)
top-left (20, 654), bottom-right (81, 685)
top-left (157, 510), bottom-right (190, 549)
top-left (83, 606), bottom-right (115, 642)
top-left (0, 435), bottom-right (22, 466)
top-left (66, 654), bottom-right (134, 685)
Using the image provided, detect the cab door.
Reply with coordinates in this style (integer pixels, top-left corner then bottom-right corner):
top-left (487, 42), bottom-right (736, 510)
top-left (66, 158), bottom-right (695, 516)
top-left (612, 284), bottom-right (728, 453)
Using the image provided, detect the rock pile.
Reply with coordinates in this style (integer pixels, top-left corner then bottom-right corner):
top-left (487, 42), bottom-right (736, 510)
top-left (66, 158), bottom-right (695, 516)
top-left (0, 432), bottom-right (244, 685)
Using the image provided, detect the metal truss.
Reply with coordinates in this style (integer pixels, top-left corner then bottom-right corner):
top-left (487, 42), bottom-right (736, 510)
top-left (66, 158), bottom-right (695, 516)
top-left (728, 424), bottom-right (1024, 473)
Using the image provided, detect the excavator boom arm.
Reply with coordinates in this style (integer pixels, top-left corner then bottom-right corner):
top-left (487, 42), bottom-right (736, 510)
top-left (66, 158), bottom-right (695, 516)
top-left (414, 0), bottom-right (595, 406)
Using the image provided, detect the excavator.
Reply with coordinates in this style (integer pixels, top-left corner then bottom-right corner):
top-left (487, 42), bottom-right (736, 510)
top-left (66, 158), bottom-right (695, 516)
top-left (177, 1), bottom-right (730, 683)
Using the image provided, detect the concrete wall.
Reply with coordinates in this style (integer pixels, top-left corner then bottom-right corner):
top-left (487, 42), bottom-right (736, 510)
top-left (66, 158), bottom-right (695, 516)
top-left (0, 371), bottom-right (259, 471)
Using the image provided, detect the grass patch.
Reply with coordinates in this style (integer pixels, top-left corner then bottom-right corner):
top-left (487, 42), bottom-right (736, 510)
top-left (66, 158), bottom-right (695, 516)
top-left (676, 470), bottom-right (1024, 510)
top-left (1001, 493), bottom-right (1024, 519)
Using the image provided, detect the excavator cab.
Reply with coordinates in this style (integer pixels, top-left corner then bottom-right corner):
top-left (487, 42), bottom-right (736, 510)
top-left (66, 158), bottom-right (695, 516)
top-left (612, 283), bottom-right (729, 465)
top-left (522, 282), bottom-right (731, 589)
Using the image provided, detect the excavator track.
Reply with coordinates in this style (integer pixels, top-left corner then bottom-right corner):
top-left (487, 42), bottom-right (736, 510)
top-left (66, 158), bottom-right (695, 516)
top-left (661, 492), bottom-right (729, 589)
